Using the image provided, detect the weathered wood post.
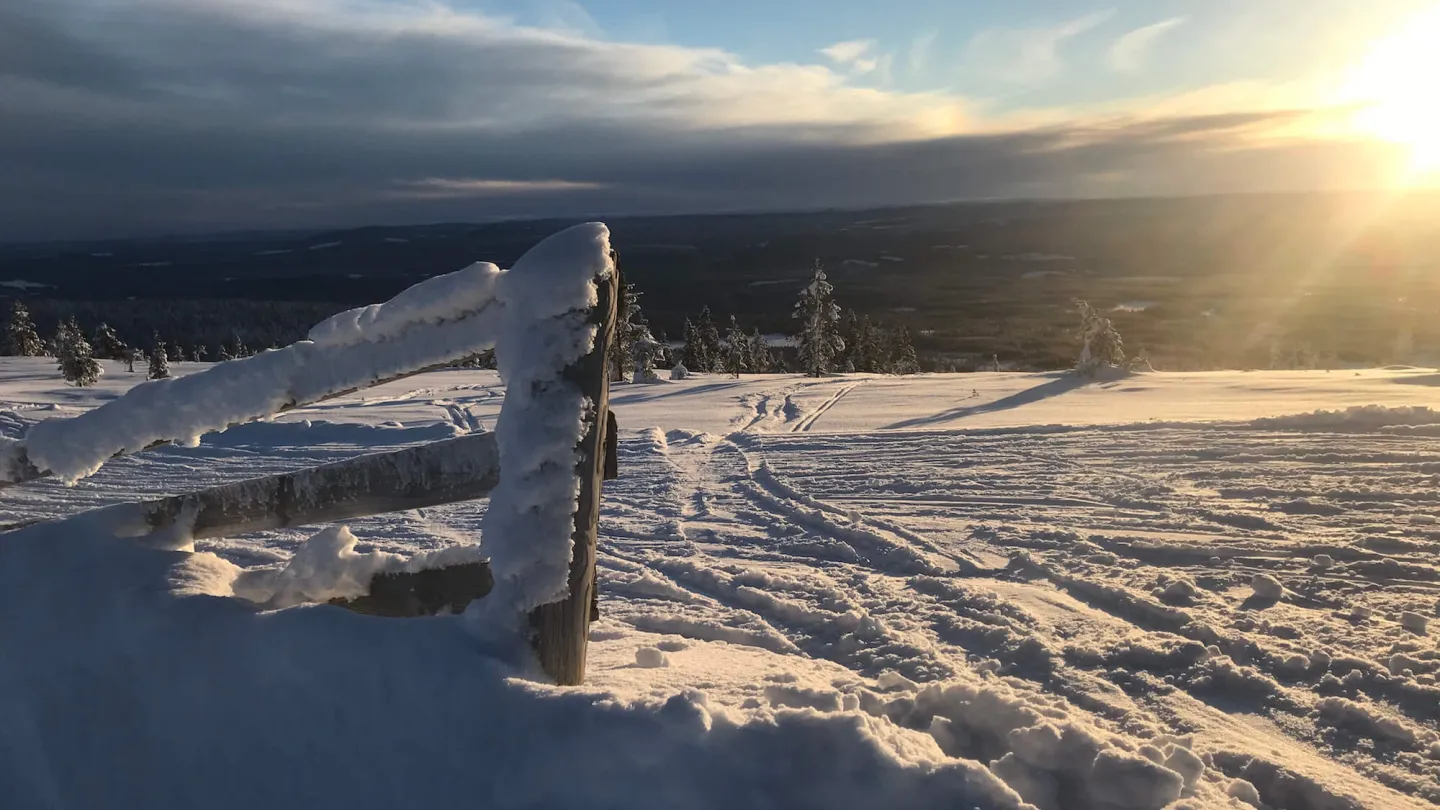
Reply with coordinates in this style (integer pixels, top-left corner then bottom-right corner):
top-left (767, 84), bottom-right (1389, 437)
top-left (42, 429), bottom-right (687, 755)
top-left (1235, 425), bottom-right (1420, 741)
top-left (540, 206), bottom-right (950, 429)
top-left (529, 253), bottom-right (619, 685)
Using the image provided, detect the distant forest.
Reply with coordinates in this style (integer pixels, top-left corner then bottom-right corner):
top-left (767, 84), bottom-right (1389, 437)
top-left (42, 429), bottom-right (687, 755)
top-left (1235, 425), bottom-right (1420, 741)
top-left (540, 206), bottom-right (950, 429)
top-left (4, 193), bottom-right (1440, 371)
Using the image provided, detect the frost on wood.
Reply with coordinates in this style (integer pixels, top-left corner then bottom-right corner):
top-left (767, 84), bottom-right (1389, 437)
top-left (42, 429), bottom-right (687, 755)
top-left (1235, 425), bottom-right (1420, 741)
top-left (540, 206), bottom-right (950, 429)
top-left (478, 222), bottom-right (613, 619)
top-left (13, 263), bottom-right (506, 484)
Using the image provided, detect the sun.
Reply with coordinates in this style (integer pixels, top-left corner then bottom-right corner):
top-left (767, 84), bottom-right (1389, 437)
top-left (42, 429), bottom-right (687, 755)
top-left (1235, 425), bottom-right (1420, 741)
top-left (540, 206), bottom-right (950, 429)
top-left (1341, 6), bottom-right (1440, 175)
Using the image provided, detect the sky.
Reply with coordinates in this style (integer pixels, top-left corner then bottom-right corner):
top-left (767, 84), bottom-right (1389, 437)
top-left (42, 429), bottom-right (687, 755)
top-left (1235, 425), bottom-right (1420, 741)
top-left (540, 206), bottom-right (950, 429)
top-left (3, 0), bottom-right (1440, 240)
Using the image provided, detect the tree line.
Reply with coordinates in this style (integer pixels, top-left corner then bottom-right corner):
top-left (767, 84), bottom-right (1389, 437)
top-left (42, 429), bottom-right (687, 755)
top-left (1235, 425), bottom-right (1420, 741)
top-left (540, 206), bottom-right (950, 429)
top-left (5, 261), bottom-right (925, 388)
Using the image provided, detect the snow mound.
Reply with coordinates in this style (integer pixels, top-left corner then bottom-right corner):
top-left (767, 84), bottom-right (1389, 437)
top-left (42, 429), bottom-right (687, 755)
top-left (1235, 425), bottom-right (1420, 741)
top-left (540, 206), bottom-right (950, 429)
top-left (635, 647), bottom-right (670, 668)
top-left (1250, 573), bottom-right (1284, 600)
top-left (0, 519), bottom-right (1029, 810)
top-left (1248, 404), bottom-right (1440, 433)
top-left (1401, 611), bottom-right (1429, 634)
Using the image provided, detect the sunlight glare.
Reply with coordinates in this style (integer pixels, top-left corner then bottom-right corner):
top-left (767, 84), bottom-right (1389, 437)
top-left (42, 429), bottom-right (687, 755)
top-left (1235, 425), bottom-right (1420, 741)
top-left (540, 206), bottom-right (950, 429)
top-left (1342, 6), bottom-right (1440, 175)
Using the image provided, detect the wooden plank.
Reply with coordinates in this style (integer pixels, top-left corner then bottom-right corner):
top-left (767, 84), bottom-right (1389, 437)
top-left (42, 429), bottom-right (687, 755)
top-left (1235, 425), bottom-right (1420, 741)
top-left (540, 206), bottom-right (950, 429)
top-left (139, 431), bottom-right (500, 540)
top-left (529, 255), bottom-right (619, 685)
top-left (330, 561), bottom-right (493, 618)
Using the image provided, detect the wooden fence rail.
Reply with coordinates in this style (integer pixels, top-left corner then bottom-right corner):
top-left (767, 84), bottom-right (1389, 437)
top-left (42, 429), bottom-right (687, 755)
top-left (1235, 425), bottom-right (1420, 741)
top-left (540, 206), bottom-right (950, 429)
top-left (137, 431), bottom-right (501, 540)
top-left (0, 232), bottom-right (620, 686)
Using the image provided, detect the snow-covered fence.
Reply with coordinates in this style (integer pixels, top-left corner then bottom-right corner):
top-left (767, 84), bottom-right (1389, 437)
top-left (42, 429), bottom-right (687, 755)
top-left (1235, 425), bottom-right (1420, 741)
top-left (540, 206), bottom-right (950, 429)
top-left (0, 223), bottom-right (620, 686)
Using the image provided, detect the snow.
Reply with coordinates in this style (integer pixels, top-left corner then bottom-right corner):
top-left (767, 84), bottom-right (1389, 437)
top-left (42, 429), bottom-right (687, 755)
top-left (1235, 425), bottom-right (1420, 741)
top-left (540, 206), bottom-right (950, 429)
top-left (1113, 300), bottom-right (1158, 312)
top-left (306, 261), bottom-right (501, 348)
top-left (0, 279), bottom-right (52, 290)
top-left (308, 240), bottom-right (342, 250)
top-left (1250, 573), bottom-right (1284, 600)
top-left (8, 340), bottom-right (1440, 805)
top-left (1401, 612), bottom-right (1429, 634)
top-left (478, 222), bottom-right (612, 619)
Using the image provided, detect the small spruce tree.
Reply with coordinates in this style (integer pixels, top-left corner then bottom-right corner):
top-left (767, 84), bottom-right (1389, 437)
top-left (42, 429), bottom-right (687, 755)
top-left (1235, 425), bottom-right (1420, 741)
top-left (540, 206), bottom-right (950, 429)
top-left (890, 326), bottom-right (920, 375)
top-left (792, 261), bottom-right (844, 377)
top-left (1075, 300), bottom-right (1125, 376)
top-left (58, 319), bottom-right (102, 387)
top-left (721, 316), bottom-right (750, 378)
top-left (695, 306), bottom-right (723, 372)
top-left (192, 345), bottom-right (208, 362)
top-left (680, 318), bottom-right (703, 372)
top-left (91, 322), bottom-right (127, 360)
top-left (148, 333), bottom-right (171, 380)
top-left (746, 328), bottom-right (774, 373)
top-left (4, 301), bottom-right (44, 356)
top-left (127, 347), bottom-right (143, 373)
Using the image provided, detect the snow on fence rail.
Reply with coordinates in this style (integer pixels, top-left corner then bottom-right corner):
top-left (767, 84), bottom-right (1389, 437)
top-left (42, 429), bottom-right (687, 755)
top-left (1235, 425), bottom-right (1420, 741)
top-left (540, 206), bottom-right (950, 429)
top-left (0, 223), bottom-right (619, 685)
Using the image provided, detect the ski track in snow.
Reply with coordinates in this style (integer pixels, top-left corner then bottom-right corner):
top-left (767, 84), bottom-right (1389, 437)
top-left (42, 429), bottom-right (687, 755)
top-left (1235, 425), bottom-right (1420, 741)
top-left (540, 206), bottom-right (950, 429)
top-left (5, 367), bottom-right (1440, 807)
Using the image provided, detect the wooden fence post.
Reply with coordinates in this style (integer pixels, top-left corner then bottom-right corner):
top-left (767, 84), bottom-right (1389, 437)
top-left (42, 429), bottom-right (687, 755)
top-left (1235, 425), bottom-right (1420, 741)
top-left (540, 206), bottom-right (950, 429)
top-left (529, 255), bottom-right (619, 685)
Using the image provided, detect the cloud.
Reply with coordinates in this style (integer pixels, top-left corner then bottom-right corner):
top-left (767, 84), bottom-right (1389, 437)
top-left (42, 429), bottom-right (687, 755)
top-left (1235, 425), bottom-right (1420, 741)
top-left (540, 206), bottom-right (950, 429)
top-left (909, 31), bottom-right (937, 75)
top-left (1107, 17), bottom-right (1187, 73)
top-left (821, 39), bottom-right (879, 74)
top-left (0, 0), bottom-right (1410, 240)
top-left (966, 9), bottom-right (1116, 86)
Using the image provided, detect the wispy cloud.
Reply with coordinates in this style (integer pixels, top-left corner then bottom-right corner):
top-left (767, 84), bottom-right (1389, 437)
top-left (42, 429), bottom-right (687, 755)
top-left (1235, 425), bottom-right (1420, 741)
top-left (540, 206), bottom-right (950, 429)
top-left (966, 9), bottom-right (1115, 86)
top-left (392, 178), bottom-right (606, 199)
top-left (820, 39), bottom-right (880, 75)
top-left (1107, 17), bottom-right (1187, 73)
top-left (909, 31), bottom-right (936, 76)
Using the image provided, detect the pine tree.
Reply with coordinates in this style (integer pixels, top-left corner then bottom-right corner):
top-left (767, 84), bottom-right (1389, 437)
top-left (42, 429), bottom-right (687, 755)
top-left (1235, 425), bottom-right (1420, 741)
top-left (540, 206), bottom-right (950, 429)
top-left (610, 282), bottom-right (651, 382)
top-left (839, 310), bottom-right (862, 372)
top-left (228, 332), bottom-right (249, 359)
top-left (853, 316), bottom-right (880, 373)
top-left (169, 342), bottom-right (186, 365)
top-left (3, 301), bottom-right (43, 356)
top-left (721, 316), bottom-right (750, 378)
top-left (695, 307), bottom-right (722, 372)
top-left (127, 347), bottom-right (143, 373)
top-left (632, 323), bottom-right (661, 383)
top-left (746, 328), bottom-right (774, 373)
top-left (218, 343), bottom-right (234, 362)
top-left (192, 345), bottom-right (207, 362)
top-left (890, 326), bottom-right (920, 375)
top-left (792, 261), bottom-right (844, 377)
top-left (681, 318), bottom-right (704, 372)
top-left (148, 333), bottom-right (171, 380)
top-left (1075, 300), bottom-right (1125, 376)
top-left (58, 318), bottom-right (102, 387)
top-left (90, 322), bottom-right (127, 360)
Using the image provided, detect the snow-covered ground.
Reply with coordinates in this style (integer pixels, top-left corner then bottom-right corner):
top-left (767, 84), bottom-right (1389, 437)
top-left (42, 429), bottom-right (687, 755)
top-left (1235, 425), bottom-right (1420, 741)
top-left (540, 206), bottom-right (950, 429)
top-left (4, 359), bottom-right (1440, 808)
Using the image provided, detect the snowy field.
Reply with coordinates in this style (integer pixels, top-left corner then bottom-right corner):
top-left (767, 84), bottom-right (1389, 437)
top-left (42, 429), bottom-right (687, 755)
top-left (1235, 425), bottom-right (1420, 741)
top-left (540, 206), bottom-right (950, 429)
top-left (5, 358), bottom-right (1440, 808)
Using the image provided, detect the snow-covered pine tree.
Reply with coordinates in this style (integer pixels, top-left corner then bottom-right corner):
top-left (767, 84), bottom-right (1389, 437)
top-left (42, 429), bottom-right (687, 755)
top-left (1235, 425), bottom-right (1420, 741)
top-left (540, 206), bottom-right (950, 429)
top-left (4, 301), bottom-right (44, 356)
top-left (169, 342), bottom-right (186, 365)
top-left (127, 347), bottom-right (143, 373)
top-left (680, 318), bottom-right (704, 372)
top-left (792, 261), bottom-right (844, 377)
top-left (839, 310), bottom-right (862, 372)
top-left (58, 319), bottom-right (102, 387)
top-left (228, 332), bottom-right (249, 359)
top-left (192, 345), bottom-right (207, 362)
top-left (218, 343), bottom-right (234, 362)
top-left (746, 328), bottom-right (774, 373)
top-left (1075, 300), bottom-right (1125, 376)
top-left (610, 282), bottom-right (640, 382)
top-left (696, 307), bottom-right (723, 372)
top-left (890, 326), bottom-right (920, 375)
top-left (721, 316), bottom-right (750, 378)
top-left (632, 323), bottom-right (661, 383)
top-left (853, 315), bottom-right (880, 373)
top-left (148, 333), bottom-right (171, 380)
top-left (91, 322), bottom-right (127, 360)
